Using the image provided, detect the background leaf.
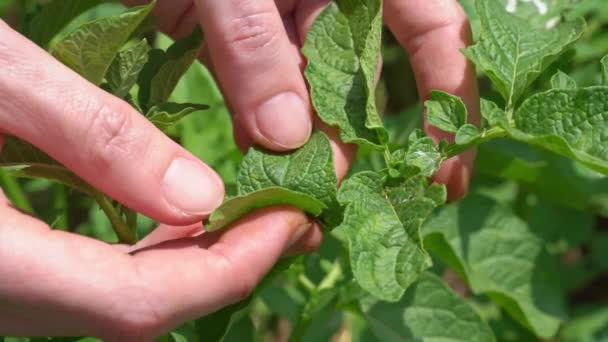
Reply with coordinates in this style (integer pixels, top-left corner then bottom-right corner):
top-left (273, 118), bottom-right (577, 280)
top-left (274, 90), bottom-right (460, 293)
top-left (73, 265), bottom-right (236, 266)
top-left (106, 38), bottom-right (150, 99)
top-left (27, 0), bottom-right (104, 49)
top-left (51, 2), bottom-right (154, 85)
top-left (366, 272), bottom-right (496, 342)
top-left (424, 194), bottom-right (566, 338)
top-left (138, 28), bottom-right (203, 111)
top-left (463, 0), bottom-right (585, 108)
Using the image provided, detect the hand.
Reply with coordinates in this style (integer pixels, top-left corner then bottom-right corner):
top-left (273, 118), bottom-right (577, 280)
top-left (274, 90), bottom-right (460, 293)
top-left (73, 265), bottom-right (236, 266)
top-left (0, 194), bottom-right (321, 340)
top-left (123, 0), bottom-right (480, 198)
top-left (0, 19), bottom-right (322, 340)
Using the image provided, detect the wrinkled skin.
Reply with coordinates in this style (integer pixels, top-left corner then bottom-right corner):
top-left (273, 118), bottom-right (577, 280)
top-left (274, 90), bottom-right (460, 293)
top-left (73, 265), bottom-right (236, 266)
top-left (0, 0), bottom-right (478, 340)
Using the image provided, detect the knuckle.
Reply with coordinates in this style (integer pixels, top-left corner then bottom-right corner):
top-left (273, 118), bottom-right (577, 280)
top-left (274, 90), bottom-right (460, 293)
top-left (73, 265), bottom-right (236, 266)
top-left (85, 103), bottom-right (141, 171)
top-left (224, 6), bottom-right (282, 57)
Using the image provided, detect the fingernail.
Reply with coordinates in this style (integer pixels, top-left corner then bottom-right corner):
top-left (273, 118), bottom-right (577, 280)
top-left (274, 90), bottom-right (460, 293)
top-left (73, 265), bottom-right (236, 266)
top-left (287, 223), bottom-right (312, 249)
top-left (255, 92), bottom-right (312, 149)
top-left (162, 158), bottom-right (224, 216)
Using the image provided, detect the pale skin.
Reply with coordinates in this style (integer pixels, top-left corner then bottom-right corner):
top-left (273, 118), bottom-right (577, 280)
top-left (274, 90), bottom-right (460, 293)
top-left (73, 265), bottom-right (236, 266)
top-left (0, 0), bottom-right (479, 340)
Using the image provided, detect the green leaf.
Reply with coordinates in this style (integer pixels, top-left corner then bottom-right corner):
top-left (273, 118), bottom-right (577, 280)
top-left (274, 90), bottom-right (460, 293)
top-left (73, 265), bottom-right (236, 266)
top-left (337, 172), bottom-right (445, 302)
top-left (424, 195), bottom-right (566, 338)
top-left (13, 166), bottom-right (95, 197)
top-left (302, 0), bottom-right (387, 147)
top-left (481, 98), bottom-right (509, 127)
top-left (426, 90), bottom-right (468, 133)
top-left (27, 0), bottom-right (104, 49)
top-left (528, 200), bottom-right (594, 254)
top-left (51, 2), bottom-right (155, 85)
top-left (207, 187), bottom-right (326, 232)
top-left (463, 0), bottom-right (585, 107)
top-left (366, 272), bottom-right (496, 342)
top-left (237, 131), bottom-right (339, 226)
top-left (475, 140), bottom-right (608, 215)
top-left (560, 307), bottom-right (608, 342)
top-left (0, 137), bottom-right (96, 197)
top-left (405, 137), bottom-right (444, 177)
top-left (550, 70), bottom-right (577, 89)
top-left (0, 136), bottom-right (57, 167)
top-left (601, 55), bottom-right (608, 86)
top-left (146, 102), bottom-right (209, 132)
top-left (106, 39), bottom-right (150, 99)
top-left (456, 124), bottom-right (482, 145)
top-left (510, 87), bottom-right (608, 175)
top-left (195, 300), bottom-right (251, 342)
top-left (138, 28), bottom-right (203, 111)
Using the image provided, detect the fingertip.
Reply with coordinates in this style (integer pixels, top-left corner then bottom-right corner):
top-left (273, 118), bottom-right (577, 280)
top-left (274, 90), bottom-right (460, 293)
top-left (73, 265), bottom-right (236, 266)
top-left (161, 158), bottom-right (226, 219)
top-left (317, 122), bottom-right (357, 182)
top-left (253, 92), bottom-right (313, 151)
top-left (284, 221), bottom-right (323, 256)
top-left (434, 150), bottom-right (475, 201)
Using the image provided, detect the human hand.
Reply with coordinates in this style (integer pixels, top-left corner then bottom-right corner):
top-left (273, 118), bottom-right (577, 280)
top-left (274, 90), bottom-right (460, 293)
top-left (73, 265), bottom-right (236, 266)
top-left (123, 0), bottom-right (480, 198)
top-left (0, 193), bottom-right (320, 340)
top-left (0, 19), bottom-right (322, 340)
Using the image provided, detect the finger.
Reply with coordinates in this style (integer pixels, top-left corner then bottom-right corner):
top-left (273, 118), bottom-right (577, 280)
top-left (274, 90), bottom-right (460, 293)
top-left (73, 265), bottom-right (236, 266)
top-left (0, 205), bottom-right (315, 340)
top-left (0, 22), bottom-right (224, 225)
top-left (384, 0), bottom-right (480, 200)
top-left (294, 0), bottom-right (331, 41)
top-left (130, 219), bottom-right (321, 258)
top-left (318, 121), bottom-right (357, 182)
top-left (129, 223), bottom-right (204, 253)
top-left (131, 207), bottom-right (313, 332)
top-left (194, 0), bottom-right (313, 151)
top-left (283, 220), bottom-right (323, 256)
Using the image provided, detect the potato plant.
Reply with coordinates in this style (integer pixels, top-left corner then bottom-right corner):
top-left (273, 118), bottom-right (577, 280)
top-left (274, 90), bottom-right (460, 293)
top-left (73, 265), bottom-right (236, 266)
top-left (1, 0), bottom-right (608, 341)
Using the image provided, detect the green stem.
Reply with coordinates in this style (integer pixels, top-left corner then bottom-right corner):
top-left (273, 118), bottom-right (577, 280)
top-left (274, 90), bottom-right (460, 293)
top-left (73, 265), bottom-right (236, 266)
top-left (0, 169), bottom-right (33, 212)
top-left (53, 184), bottom-right (69, 230)
top-left (94, 193), bottom-right (137, 244)
top-left (290, 262), bottom-right (343, 342)
top-left (318, 261), bottom-right (343, 290)
top-left (298, 274), bottom-right (316, 293)
top-left (383, 146), bottom-right (393, 169)
top-left (125, 208), bottom-right (138, 233)
top-left (445, 126), bottom-right (507, 158)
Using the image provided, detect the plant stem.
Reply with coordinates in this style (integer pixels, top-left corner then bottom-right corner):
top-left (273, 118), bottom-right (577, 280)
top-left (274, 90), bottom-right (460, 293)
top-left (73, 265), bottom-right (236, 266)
top-left (94, 193), bottom-right (137, 244)
top-left (318, 261), bottom-right (343, 290)
top-left (383, 146), bottom-right (392, 168)
top-left (53, 184), bottom-right (69, 230)
top-left (445, 126), bottom-right (507, 158)
top-left (0, 169), bottom-right (33, 212)
top-left (298, 274), bottom-right (316, 293)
